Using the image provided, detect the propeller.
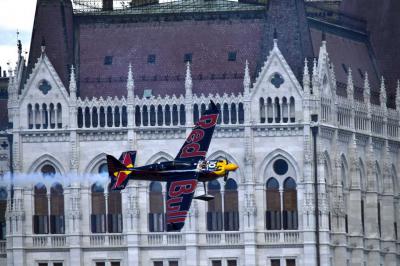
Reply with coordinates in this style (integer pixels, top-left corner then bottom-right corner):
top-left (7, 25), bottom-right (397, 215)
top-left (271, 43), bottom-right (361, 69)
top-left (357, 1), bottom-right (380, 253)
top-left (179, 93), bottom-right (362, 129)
top-left (223, 157), bottom-right (230, 182)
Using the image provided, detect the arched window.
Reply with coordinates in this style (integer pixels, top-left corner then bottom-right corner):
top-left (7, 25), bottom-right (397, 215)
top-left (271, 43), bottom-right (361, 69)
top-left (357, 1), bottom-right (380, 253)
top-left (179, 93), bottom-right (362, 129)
top-left (266, 178), bottom-right (280, 230)
top-left (165, 105), bottom-right (171, 126)
top-left (207, 180), bottom-right (222, 231)
top-left (172, 105), bottom-right (178, 126)
top-left (35, 104), bottom-right (41, 129)
top-left (223, 103), bottom-right (229, 124)
top-left (100, 107), bottom-right (106, 127)
top-left (149, 181), bottom-right (164, 232)
top-left (99, 163), bottom-right (108, 175)
top-left (282, 97), bottom-right (288, 123)
top-left (157, 105), bottom-right (163, 126)
top-left (142, 106), bottom-right (148, 126)
top-left (84, 107), bottom-right (91, 128)
top-left (224, 179), bottom-right (239, 231)
top-left (289, 97), bottom-right (295, 122)
top-left (49, 103), bottom-right (55, 128)
top-left (41, 164), bottom-right (56, 177)
top-left (283, 177), bottom-right (297, 230)
top-left (28, 104), bottom-right (33, 129)
top-left (114, 106), bottom-right (121, 127)
top-left (106, 106), bottom-right (113, 127)
top-left (0, 187), bottom-right (7, 239)
top-left (231, 103), bottom-right (237, 124)
top-left (107, 184), bottom-right (122, 233)
top-left (91, 183), bottom-right (106, 233)
top-left (274, 97), bottom-right (280, 123)
top-left (92, 107), bottom-right (98, 128)
top-left (42, 104), bottom-right (49, 129)
top-left (179, 104), bottom-right (185, 125)
top-left (260, 98), bottom-right (265, 123)
top-left (50, 183), bottom-right (64, 234)
top-left (121, 106), bottom-right (128, 127)
top-left (238, 103), bottom-right (244, 124)
top-left (150, 105), bottom-right (156, 126)
top-left (267, 98), bottom-right (273, 123)
top-left (34, 183), bottom-right (48, 234)
top-left (135, 106), bottom-right (141, 126)
top-left (56, 103), bottom-right (62, 128)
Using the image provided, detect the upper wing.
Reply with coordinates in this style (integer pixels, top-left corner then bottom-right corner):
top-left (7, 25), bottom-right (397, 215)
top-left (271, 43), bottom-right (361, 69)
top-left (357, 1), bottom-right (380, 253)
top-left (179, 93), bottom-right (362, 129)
top-left (175, 101), bottom-right (219, 162)
top-left (165, 172), bottom-right (198, 231)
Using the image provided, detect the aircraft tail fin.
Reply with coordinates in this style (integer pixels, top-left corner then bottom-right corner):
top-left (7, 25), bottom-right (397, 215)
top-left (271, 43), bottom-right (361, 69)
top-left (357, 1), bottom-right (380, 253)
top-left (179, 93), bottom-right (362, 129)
top-left (106, 155), bottom-right (130, 190)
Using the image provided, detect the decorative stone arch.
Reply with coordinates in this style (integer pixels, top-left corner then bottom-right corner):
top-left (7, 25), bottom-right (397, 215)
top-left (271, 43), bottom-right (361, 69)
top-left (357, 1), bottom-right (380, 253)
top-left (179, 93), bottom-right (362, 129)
top-left (145, 151), bottom-right (174, 165)
top-left (257, 148), bottom-right (300, 184)
top-left (207, 150), bottom-right (242, 183)
top-left (358, 158), bottom-right (366, 191)
top-left (28, 154), bottom-right (66, 175)
top-left (374, 161), bottom-right (383, 193)
top-left (391, 165), bottom-right (398, 195)
top-left (84, 153), bottom-right (107, 174)
top-left (323, 151), bottom-right (332, 186)
top-left (340, 154), bottom-right (349, 189)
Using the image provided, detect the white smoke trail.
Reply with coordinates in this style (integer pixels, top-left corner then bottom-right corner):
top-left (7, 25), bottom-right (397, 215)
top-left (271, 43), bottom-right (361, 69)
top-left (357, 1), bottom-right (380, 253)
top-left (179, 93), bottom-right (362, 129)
top-left (0, 171), bottom-right (111, 189)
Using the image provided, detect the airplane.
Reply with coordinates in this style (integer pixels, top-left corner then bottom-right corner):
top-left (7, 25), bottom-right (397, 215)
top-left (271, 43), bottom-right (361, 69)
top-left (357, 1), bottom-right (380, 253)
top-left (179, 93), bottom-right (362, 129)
top-left (106, 101), bottom-right (239, 231)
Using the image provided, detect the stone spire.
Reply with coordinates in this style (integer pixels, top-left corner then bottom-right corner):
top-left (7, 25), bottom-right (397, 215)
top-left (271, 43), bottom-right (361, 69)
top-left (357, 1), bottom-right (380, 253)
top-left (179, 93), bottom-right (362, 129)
top-left (396, 80), bottom-right (400, 110)
top-left (312, 58), bottom-right (319, 96)
top-left (185, 61), bottom-right (192, 98)
top-left (243, 60), bottom-right (251, 96)
top-left (363, 72), bottom-right (370, 103)
top-left (303, 58), bottom-right (310, 96)
top-left (127, 63), bottom-right (134, 100)
top-left (346, 67), bottom-right (354, 101)
top-left (69, 65), bottom-right (77, 100)
top-left (380, 76), bottom-right (387, 108)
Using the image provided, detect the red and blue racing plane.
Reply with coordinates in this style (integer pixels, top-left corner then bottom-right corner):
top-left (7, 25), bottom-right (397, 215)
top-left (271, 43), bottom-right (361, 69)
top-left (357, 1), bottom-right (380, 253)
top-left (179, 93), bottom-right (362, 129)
top-left (106, 101), bottom-right (238, 231)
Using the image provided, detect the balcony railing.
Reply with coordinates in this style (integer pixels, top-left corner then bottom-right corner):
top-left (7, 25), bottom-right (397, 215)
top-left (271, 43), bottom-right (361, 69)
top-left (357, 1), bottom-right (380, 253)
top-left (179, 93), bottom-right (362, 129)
top-left (88, 234), bottom-right (126, 247)
top-left (29, 235), bottom-right (67, 248)
top-left (142, 233), bottom-right (184, 246)
top-left (200, 232), bottom-right (243, 245)
top-left (258, 230), bottom-right (302, 245)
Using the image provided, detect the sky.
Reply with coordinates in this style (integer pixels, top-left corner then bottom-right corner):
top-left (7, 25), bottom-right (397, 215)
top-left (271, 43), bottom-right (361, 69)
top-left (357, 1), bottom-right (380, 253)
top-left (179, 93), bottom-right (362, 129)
top-left (0, 0), bottom-right (36, 74)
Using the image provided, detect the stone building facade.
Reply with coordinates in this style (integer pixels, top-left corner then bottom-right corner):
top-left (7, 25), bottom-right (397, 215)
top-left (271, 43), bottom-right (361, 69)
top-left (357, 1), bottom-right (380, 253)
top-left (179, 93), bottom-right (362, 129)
top-left (0, 0), bottom-right (399, 266)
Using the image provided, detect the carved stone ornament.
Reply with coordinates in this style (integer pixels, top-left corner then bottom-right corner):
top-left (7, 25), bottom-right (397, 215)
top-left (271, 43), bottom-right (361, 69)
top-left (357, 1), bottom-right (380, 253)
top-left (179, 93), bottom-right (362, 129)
top-left (38, 79), bottom-right (52, 95)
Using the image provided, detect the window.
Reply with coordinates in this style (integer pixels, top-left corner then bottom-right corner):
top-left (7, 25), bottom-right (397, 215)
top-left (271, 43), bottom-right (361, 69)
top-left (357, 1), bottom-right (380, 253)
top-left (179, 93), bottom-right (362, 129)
top-left (34, 183), bottom-right (49, 234)
top-left (224, 179), bottom-right (239, 231)
top-left (168, 261), bottom-right (178, 266)
top-left (207, 180), bottom-right (222, 231)
top-left (212, 260), bottom-right (222, 266)
top-left (99, 163), bottom-right (108, 175)
top-left (227, 260), bottom-right (237, 266)
top-left (41, 164), bottom-right (56, 177)
top-left (148, 54), bottom-right (156, 64)
top-left (149, 182), bottom-right (164, 232)
top-left (50, 183), bottom-right (65, 234)
top-left (104, 56), bottom-right (113, 65)
top-left (286, 259), bottom-right (296, 266)
top-left (95, 263), bottom-right (105, 266)
top-left (283, 177), bottom-right (298, 230)
top-left (184, 53), bottom-right (192, 62)
top-left (228, 51), bottom-right (236, 61)
top-left (153, 262), bottom-right (163, 266)
top-left (111, 262), bottom-right (120, 266)
top-left (54, 263), bottom-right (63, 266)
top-left (0, 187), bottom-right (7, 240)
top-left (38, 263), bottom-right (48, 266)
top-left (271, 259), bottom-right (280, 266)
top-left (266, 178), bottom-right (281, 230)
top-left (91, 183), bottom-right (106, 233)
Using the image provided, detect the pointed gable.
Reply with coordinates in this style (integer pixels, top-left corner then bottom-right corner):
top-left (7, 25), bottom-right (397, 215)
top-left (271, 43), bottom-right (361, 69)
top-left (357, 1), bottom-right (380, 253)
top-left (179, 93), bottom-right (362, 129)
top-left (250, 39), bottom-right (303, 124)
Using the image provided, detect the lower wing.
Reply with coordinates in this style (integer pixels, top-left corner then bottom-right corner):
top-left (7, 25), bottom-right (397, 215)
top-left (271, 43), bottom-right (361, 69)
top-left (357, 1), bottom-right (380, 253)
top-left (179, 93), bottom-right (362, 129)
top-left (165, 172), bottom-right (198, 231)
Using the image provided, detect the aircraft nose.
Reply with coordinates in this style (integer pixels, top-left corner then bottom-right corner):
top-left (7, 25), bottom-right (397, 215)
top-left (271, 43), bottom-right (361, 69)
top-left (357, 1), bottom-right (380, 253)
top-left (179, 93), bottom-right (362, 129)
top-left (225, 163), bottom-right (238, 171)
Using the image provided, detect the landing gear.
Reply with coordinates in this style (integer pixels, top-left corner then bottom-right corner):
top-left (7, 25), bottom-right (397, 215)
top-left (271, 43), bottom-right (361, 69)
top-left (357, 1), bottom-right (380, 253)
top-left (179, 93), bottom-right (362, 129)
top-left (194, 182), bottom-right (214, 201)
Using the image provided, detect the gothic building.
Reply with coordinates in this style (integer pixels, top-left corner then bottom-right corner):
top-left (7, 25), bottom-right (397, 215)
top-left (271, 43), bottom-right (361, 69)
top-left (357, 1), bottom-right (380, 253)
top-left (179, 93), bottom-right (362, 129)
top-left (0, 0), bottom-right (399, 265)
